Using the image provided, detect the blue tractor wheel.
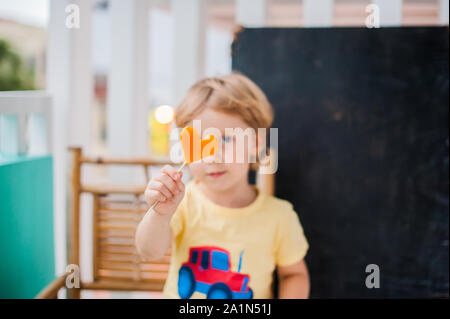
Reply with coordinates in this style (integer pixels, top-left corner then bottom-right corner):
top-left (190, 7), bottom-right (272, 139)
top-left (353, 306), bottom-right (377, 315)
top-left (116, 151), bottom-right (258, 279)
top-left (178, 266), bottom-right (195, 299)
top-left (206, 282), bottom-right (232, 299)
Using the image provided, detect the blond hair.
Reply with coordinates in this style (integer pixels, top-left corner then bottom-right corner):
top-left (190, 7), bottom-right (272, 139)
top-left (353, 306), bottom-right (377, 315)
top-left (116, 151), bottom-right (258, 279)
top-left (175, 72), bottom-right (274, 170)
top-left (175, 72), bottom-right (273, 130)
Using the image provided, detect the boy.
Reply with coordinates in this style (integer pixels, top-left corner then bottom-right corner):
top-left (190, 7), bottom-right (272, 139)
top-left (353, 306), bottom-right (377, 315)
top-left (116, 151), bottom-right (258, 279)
top-left (136, 72), bottom-right (309, 299)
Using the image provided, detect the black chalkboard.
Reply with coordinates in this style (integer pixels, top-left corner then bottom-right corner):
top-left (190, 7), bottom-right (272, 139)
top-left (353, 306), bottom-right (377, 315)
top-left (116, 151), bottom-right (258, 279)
top-left (232, 27), bottom-right (449, 298)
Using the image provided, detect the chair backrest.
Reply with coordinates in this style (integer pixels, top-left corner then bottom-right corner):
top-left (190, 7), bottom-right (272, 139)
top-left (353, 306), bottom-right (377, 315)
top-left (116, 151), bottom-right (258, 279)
top-left (67, 146), bottom-right (275, 298)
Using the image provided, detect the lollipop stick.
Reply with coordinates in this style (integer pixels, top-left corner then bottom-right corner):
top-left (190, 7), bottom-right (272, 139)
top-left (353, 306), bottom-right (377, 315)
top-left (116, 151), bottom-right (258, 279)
top-left (149, 161), bottom-right (187, 212)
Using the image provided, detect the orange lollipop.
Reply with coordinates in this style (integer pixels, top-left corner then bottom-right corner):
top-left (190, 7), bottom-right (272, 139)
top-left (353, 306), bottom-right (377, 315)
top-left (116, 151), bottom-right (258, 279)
top-left (180, 126), bottom-right (218, 164)
top-left (149, 126), bottom-right (218, 211)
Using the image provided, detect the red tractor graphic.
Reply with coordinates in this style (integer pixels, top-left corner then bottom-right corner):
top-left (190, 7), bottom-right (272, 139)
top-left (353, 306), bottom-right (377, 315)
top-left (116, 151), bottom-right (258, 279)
top-left (177, 246), bottom-right (253, 299)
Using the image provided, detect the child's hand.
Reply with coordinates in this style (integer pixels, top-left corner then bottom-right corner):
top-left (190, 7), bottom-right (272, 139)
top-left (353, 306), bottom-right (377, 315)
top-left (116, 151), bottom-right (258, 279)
top-left (144, 165), bottom-right (185, 216)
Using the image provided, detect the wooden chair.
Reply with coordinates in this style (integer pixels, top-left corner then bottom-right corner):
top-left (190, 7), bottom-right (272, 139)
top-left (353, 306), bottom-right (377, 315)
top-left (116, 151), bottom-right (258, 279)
top-left (36, 146), bottom-right (275, 299)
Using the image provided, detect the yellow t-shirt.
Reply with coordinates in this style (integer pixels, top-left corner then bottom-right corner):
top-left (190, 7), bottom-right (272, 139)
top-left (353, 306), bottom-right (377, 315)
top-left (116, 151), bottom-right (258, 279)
top-left (162, 179), bottom-right (309, 299)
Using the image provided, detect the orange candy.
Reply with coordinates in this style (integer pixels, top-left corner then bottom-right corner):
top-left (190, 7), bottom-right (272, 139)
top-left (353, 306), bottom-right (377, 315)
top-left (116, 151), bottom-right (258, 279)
top-left (180, 126), bottom-right (218, 164)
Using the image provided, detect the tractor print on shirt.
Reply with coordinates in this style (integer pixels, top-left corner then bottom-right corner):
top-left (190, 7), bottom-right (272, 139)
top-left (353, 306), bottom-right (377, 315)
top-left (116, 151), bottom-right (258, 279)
top-left (177, 246), bottom-right (253, 299)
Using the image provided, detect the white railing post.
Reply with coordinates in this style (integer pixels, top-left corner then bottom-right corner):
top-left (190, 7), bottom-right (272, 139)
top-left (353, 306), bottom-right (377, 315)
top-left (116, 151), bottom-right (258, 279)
top-left (18, 112), bottom-right (27, 155)
top-left (108, 0), bottom-right (149, 158)
top-left (47, 0), bottom-right (93, 283)
top-left (29, 112), bottom-right (51, 155)
top-left (172, 0), bottom-right (206, 105)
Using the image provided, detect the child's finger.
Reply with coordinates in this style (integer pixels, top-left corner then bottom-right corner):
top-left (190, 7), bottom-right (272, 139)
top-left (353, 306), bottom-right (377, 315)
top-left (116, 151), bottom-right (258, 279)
top-left (145, 188), bottom-right (167, 204)
top-left (157, 174), bottom-right (179, 195)
top-left (153, 190), bottom-right (168, 202)
top-left (150, 180), bottom-right (173, 199)
top-left (160, 170), bottom-right (183, 193)
top-left (162, 165), bottom-right (181, 181)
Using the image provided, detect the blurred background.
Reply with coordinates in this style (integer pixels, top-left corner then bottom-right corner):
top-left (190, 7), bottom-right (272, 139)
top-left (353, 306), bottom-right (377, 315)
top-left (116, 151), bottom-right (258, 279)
top-left (0, 0), bottom-right (448, 299)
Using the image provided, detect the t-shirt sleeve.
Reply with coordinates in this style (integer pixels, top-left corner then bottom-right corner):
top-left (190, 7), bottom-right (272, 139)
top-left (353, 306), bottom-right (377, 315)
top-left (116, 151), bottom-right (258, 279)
top-left (274, 205), bottom-right (309, 267)
top-left (169, 193), bottom-right (187, 245)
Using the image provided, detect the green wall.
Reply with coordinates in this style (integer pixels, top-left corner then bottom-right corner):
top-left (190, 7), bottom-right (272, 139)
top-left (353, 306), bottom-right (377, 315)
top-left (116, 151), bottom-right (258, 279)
top-left (0, 155), bottom-right (55, 298)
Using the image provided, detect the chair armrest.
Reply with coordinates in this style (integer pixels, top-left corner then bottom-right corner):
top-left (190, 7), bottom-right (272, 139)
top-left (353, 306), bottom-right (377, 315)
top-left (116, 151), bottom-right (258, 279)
top-left (35, 274), bottom-right (68, 299)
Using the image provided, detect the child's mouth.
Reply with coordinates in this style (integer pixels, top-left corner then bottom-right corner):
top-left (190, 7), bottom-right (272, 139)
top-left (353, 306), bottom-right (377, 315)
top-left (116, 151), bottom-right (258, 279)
top-left (207, 171), bottom-right (226, 178)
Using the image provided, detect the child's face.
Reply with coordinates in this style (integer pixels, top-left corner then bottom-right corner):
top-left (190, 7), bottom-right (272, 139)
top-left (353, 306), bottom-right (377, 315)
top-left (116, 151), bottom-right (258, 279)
top-left (187, 108), bottom-right (258, 192)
